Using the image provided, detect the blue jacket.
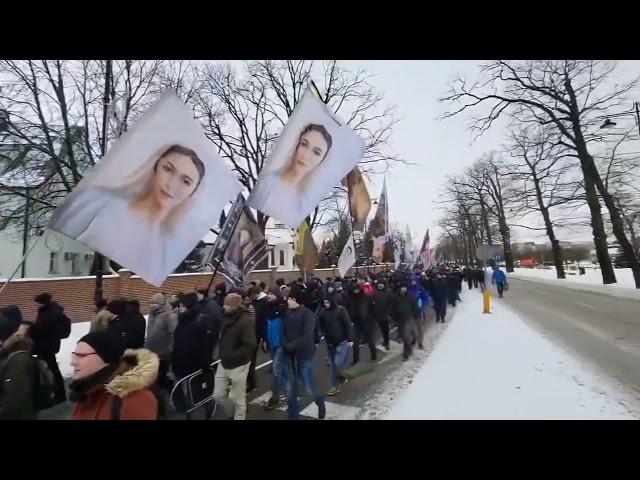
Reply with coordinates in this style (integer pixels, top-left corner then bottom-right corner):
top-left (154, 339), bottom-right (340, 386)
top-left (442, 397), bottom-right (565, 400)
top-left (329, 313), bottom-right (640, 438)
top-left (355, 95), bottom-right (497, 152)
top-left (408, 282), bottom-right (429, 311)
top-left (266, 316), bottom-right (283, 351)
top-left (492, 269), bottom-right (507, 284)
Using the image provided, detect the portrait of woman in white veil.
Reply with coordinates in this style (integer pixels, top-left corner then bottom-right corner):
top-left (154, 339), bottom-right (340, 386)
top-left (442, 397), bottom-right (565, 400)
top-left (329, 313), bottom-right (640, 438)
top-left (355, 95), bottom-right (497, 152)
top-left (50, 144), bottom-right (205, 286)
top-left (247, 88), bottom-right (365, 228)
top-left (48, 91), bottom-right (243, 287)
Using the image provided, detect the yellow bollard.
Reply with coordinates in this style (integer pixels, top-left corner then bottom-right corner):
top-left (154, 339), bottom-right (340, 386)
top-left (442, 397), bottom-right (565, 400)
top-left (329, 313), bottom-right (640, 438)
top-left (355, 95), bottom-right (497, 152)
top-left (482, 290), bottom-right (491, 314)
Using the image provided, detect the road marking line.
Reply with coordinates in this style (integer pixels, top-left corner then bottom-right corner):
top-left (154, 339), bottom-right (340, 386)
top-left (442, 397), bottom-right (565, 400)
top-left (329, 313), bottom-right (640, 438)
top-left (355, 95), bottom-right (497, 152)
top-left (300, 401), bottom-right (361, 420)
top-left (256, 360), bottom-right (273, 370)
top-left (576, 302), bottom-right (596, 309)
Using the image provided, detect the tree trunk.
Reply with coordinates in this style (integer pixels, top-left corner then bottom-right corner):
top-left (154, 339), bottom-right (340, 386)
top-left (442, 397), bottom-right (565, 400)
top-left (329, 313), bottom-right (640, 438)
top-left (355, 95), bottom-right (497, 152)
top-left (564, 76), bottom-right (621, 286)
top-left (531, 177), bottom-right (566, 279)
top-left (586, 153), bottom-right (640, 288)
top-left (497, 215), bottom-right (514, 272)
top-left (583, 171), bottom-right (616, 284)
top-left (479, 200), bottom-right (493, 245)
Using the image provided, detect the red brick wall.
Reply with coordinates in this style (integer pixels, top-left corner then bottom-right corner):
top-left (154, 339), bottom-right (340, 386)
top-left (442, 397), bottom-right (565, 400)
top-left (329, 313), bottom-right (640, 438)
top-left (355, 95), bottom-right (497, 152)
top-left (0, 265), bottom-right (391, 323)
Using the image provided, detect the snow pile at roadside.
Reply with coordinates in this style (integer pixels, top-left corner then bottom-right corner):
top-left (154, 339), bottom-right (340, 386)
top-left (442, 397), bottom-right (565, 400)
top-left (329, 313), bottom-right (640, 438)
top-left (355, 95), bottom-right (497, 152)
top-left (386, 290), bottom-right (638, 420)
top-left (512, 267), bottom-right (636, 290)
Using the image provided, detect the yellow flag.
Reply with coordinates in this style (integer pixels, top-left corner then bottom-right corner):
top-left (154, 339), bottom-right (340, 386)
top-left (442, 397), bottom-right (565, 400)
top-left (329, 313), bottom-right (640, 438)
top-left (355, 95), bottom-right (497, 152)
top-left (295, 220), bottom-right (309, 256)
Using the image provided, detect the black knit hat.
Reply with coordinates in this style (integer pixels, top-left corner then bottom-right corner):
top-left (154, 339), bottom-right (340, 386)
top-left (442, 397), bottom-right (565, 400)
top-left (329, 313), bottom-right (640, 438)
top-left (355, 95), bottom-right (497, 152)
top-left (107, 299), bottom-right (127, 316)
top-left (34, 292), bottom-right (52, 304)
top-left (180, 292), bottom-right (199, 309)
top-left (78, 330), bottom-right (125, 364)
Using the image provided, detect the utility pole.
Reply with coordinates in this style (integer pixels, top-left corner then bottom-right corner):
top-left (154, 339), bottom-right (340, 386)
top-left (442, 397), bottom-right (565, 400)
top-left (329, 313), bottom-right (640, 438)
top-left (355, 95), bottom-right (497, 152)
top-left (21, 187), bottom-right (30, 278)
top-left (94, 59), bottom-right (112, 305)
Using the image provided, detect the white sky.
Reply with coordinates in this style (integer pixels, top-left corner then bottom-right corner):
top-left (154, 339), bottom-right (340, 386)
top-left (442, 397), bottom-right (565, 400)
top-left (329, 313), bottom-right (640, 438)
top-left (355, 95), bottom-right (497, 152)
top-left (342, 60), bottom-right (640, 248)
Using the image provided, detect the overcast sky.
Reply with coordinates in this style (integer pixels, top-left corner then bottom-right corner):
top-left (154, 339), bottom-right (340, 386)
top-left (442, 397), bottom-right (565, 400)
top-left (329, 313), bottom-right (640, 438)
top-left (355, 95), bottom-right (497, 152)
top-left (342, 60), bottom-right (640, 248)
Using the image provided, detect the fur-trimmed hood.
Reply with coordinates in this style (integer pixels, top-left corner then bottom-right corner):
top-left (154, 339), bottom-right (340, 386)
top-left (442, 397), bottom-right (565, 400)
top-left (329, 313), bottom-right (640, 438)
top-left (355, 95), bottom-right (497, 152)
top-left (105, 348), bottom-right (159, 398)
top-left (0, 333), bottom-right (33, 359)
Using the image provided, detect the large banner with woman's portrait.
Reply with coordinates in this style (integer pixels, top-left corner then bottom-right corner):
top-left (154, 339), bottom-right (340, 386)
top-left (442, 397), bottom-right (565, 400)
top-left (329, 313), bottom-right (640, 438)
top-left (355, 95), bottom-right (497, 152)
top-left (48, 92), bottom-right (242, 287)
top-left (247, 87), bottom-right (365, 227)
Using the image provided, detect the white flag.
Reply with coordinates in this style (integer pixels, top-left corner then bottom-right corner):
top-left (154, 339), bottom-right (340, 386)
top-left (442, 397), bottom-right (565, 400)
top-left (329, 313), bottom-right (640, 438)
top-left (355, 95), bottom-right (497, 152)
top-left (338, 236), bottom-right (356, 277)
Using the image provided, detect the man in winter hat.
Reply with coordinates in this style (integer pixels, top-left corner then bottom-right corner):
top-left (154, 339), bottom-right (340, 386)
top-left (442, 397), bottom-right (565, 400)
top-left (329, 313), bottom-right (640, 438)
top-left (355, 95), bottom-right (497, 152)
top-left (212, 293), bottom-right (256, 420)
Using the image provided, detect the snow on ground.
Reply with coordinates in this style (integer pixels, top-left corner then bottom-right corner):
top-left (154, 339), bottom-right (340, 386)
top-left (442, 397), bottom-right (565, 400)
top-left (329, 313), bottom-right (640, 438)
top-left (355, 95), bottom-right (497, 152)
top-left (512, 267), bottom-right (636, 289)
top-left (511, 267), bottom-right (640, 301)
top-left (56, 316), bottom-right (149, 379)
top-left (386, 290), bottom-right (638, 420)
top-left (357, 310), bottom-right (457, 420)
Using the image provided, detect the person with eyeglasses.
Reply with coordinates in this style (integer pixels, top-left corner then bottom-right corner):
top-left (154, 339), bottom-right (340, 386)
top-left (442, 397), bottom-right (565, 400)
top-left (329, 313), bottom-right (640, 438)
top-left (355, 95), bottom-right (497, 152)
top-left (68, 329), bottom-right (160, 420)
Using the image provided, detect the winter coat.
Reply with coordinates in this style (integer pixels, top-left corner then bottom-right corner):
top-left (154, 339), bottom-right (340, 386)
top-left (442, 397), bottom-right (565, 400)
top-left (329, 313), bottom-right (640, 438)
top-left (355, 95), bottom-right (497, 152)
top-left (108, 306), bottom-right (146, 351)
top-left (198, 297), bottom-right (223, 357)
top-left (346, 291), bottom-right (373, 328)
top-left (219, 306), bottom-right (256, 370)
top-left (431, 278), bottom-right (449, 304)
top-left (371, 288), bottom-right (395, 321)
top-left (282, 305), bottom-right (317, 361)
top-left (90, 309), bottom-right (115, 333)
top-left (318, 300), bottom-right (353, 346)
top-left (171, 303), bottom-right (211, 379)
top-left (144, 302), bottom-right (178, 361)
top-left (0, 305), bottom-right (23, 339)
top-left (265, 298), bottom-right (287, 351)
top-left (492, 269), bottom-right (507, 284)
top-left (0, 334), bottom-right (36, 420)
top-left (392, 292), bottom-right (420, 324)
top-left (446, 277), bottom-right (459, 301)
top-left (30, 301), bottom-right (69, 356)
top-left (71, 349), bottom-right (159, 420)
top-left (409, 283), bottom-right (429, 311)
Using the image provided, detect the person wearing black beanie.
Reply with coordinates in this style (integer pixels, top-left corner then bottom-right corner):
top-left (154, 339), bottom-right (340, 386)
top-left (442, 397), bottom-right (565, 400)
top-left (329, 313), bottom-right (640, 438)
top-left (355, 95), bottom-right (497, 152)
top-left (69, 329), bottom-right (160, 420)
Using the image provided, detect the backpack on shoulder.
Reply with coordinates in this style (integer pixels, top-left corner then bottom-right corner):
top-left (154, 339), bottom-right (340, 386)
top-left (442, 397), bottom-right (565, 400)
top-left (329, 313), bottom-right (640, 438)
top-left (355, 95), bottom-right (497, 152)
top-left (0, 352), bottom-right (57, 411)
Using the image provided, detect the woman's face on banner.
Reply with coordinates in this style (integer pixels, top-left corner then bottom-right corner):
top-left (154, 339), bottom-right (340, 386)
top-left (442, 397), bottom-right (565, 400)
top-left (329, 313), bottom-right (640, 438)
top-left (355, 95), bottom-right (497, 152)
top-left (292, 130), bottom-right (329, 177)
top-left (152, 152), bottom-right (201, 211)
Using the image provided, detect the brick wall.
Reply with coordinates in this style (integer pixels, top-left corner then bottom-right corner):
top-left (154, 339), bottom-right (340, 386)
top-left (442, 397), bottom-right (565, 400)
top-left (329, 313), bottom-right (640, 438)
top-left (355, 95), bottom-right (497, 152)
top-left (0, 265), bottom-right (391, 323)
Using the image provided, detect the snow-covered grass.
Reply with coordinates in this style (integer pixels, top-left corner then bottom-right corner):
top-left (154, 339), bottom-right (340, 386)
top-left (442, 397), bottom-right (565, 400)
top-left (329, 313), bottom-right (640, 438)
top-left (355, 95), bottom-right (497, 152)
top-left (512, 266), bottom-right (636, 289)
top-left (386, 290), bottom-right (638, 420)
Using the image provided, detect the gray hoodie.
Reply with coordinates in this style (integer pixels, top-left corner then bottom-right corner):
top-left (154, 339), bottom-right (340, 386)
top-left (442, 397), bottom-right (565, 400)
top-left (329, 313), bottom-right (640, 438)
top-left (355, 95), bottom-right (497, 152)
top-left (144, 300), bottom-right (178, 360)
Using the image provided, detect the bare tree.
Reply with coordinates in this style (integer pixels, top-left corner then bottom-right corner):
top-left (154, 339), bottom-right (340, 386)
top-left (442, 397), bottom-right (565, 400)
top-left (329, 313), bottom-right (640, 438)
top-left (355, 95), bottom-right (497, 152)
top-left (504, 126), bottom-right (585, 278)
top-left (598, 126), bottom-right (640, 257)
top-left (0, 60), bottom-right (166, 233)
top-left (440, 60), bottom-right (640, 287)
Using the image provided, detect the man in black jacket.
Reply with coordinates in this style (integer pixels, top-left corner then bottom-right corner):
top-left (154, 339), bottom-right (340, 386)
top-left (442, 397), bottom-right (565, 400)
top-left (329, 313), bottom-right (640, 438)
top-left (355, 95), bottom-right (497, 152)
top-left (197, 288), bottom-right (222, 362)
top-left (171, 293), bottom-right (210, 381)
top-left (247, 286), bottom-right (269, 392)
top-left (346, 283), bottom-right (376, 365)
top-left (392, 284), bottom-right (420, 360)
top-left (212, 293), bottom-right (256, 420)
top-left (29, 293), bottom-right (69, 403)
top-left (106, 299), bottom-right (145, 351)
top-left (282, 291), bottom-right (326, 420)
top-left (125, 300), bottom-right (146, 349)
top-left (318, 297), bottom-right (353, 395)
top-left (371, 280), bottom-right (395, 350)
top-left (431, 274), bottom-right (449, 323)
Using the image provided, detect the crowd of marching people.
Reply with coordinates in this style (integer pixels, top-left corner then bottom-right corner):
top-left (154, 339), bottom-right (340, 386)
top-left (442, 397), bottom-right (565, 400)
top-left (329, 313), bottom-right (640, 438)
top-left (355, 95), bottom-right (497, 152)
top-left (0, 264), bottom-right (507, 420)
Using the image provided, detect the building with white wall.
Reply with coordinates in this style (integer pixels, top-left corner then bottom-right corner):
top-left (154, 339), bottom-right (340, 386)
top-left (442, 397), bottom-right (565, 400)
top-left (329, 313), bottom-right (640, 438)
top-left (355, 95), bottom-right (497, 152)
top-left (0, 226), bottom-right (95, 280)
top-left (265, 219), bottom-right (296, 271)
